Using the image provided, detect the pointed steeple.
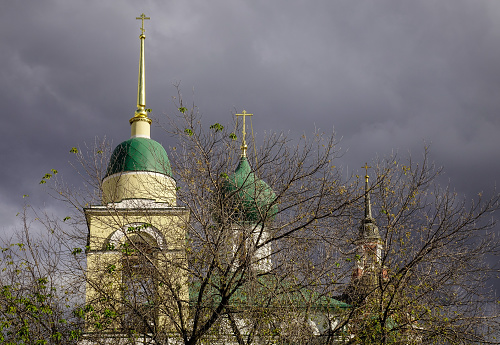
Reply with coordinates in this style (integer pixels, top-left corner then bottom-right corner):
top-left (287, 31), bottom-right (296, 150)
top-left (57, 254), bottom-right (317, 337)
top-left (359, 164), bottom-right (380, 241)
top-left (364, 166), bottom-right (372, 219)
top-left (343, 164), bottom-right (386, 304)
top-left (130, 13), bottom-right (152, 139)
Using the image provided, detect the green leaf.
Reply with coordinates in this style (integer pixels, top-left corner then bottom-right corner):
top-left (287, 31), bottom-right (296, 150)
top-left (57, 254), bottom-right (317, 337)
top-left (51, 332), bottom-right (62, 341)
top-left (73, 308), bottom-right (85, 318)
top-left (70, 329), bottom-right (82, 340)
top-left (229, 132), bottom-right (237, 141)
top-left (210, 123), bottom-right (224, 132)
top-left (69, 147), bottom-right (78, 153)
top-left (178, 107), bottom-right (187, 114)
top-left (184, 128), bottom-right (193, 136)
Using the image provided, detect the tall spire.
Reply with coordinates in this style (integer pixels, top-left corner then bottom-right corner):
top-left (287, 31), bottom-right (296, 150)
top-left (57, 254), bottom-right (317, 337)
top-left (362, 163), bottom-right (373, 220)
top-left (359, 163), bottom-right (380, 240)
top-left (130, 13), bottom-right (152, 139)
top-left (235, 110), bottom-right (253, 157)
top-left (343, 164), bottom-right (386, 303)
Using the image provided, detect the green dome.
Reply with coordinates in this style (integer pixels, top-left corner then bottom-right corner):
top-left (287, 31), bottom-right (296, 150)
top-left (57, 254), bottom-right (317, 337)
top-left (222, 157), bottom-right (277, 223)
top-left (105, 137), bottom-right (172, 177)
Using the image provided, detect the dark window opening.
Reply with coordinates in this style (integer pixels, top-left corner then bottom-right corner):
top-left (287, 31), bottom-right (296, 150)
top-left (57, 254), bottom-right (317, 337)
top-left (122, 233), bottom-right (157, 333)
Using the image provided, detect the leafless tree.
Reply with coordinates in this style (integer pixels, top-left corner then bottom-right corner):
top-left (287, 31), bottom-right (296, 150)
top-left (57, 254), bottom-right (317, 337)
top-left (335, 150), bottom-right (500, 344)
top-left (1, 99), bottom-right (498, 345)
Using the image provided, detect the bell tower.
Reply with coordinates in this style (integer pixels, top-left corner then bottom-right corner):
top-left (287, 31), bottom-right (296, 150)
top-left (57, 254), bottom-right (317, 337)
top-left (343, 164), bottom-right (387, 304)
top-left (83, 14), bottom-right (189, 341)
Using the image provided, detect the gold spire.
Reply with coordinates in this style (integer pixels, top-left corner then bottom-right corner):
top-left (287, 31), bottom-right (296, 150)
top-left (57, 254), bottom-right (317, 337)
top-left (130, 13), bottom-right (152, 138)
top-left (362, 163), bottom-right (373, 219)
top-left (235, 110), bottom-right (253, 157)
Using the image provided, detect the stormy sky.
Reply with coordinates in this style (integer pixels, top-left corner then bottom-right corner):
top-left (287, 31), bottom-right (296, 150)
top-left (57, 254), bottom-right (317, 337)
top-left (1, 0), bottom-right (499, 275)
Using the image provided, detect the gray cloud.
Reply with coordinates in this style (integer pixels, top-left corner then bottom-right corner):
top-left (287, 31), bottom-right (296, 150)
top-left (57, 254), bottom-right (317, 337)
top-left (0, 0), bottom-right (498, 288)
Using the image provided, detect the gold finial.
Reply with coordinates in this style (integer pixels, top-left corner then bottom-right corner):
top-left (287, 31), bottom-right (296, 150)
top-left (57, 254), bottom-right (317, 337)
top-left (235, 110), bottom-right (253, 157)
top-left (130, 14), bottom-right (152, 138)
top-left (136, 13), bottom-right (150, 36)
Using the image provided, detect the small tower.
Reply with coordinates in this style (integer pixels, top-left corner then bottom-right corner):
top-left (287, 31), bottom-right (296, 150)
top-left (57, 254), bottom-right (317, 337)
top-left (344, 164), bottom-right (386, 304)
top-left (83, 15), bottom-right (189, 340)
top-left (221, 111), bottom-right (277, 272)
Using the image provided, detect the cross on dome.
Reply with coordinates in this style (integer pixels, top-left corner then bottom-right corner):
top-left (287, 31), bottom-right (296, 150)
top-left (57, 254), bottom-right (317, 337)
top-left (362, 162), bottom-right (371, 181)
top-left (136, 13), bottom-right (150, 35)
top-left (236, 110), bottom-right (253, 157)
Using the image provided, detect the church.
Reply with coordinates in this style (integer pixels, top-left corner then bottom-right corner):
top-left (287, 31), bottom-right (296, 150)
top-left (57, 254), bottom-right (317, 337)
top-left (81, 14), bottom-right (409, 345)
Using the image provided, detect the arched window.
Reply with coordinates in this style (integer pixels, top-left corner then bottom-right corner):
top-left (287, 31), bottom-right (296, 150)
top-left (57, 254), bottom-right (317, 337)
top-left (121, 231), bottom-right (158, 333)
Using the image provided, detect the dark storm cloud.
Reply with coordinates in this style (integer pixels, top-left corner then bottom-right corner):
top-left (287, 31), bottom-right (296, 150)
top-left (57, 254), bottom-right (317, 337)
top-left (0, 0), bottom-right (498, 278)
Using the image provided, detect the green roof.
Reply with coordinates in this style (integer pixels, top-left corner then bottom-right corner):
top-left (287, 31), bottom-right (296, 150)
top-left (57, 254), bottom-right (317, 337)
top-left (189, 275), bottom-right (350, 311)
top-left (105, 137), bottom-right (172, 177)
top-left (222, 157), bottom-right (277, 223)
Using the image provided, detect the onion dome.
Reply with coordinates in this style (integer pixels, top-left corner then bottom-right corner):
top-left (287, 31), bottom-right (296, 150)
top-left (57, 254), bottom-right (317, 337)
top-left (222, 156), bottom-right (277, 223)
top-left (105, 137), bottom-right (172, 178)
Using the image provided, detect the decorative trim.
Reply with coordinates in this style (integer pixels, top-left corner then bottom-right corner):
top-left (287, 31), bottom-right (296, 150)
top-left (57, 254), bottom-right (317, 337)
top-left (129, 116), bottom-right (152, 125)
top-left (107, 198), bottom-right (168, 209)
top-left (86, 250), bottom-right (120, 255)
top-left (102, 170), bottom-right (176, 185)
top-left (109, 222), bottom-right (165, 248)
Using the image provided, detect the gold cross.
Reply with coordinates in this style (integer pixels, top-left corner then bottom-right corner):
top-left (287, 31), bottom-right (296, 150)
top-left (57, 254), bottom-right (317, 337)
top-left (235, 110), bottom-right (253, 157)
top-left (136, 13), bottom-right (150, 35)
top-left (362, 163), bottom-right (371, 175)
top-left (362, 162), bottom-right (371, 180)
